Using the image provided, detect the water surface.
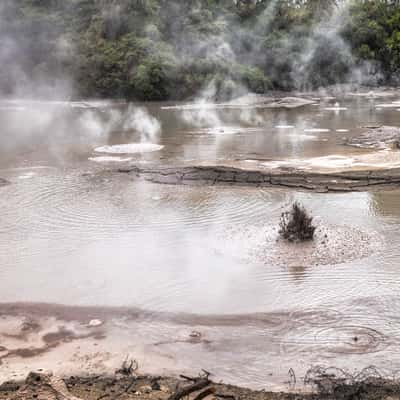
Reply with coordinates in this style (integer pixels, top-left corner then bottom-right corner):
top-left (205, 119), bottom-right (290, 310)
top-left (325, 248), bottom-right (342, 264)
top-left (1, 94), bottom-right (400, 388)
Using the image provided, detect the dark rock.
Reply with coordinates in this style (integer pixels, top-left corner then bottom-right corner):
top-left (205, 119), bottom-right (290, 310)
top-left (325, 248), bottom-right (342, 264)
top-left (0, 381), bottom-right (20, 392)
top-left (0, 178), bottom-right (10, 187)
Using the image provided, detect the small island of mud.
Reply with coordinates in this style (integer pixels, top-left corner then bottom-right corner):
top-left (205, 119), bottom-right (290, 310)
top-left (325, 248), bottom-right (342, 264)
top-left (221, 223), bottom-right (380, 268)
top-left (345, 125), bottom-right (400, 150)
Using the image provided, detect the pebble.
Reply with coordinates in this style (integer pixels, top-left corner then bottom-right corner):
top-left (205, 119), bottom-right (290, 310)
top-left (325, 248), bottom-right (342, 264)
top-left (141, 385), bottom-right (153, 393)
top-left (88, 319), bottom-right (103, 327)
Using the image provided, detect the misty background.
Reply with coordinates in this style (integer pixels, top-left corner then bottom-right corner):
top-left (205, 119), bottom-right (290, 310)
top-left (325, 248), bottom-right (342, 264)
top-left (0, 0), bottom-right (398, 102)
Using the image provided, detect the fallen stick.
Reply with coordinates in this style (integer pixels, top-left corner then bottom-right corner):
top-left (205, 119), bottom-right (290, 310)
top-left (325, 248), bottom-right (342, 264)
top-left (168, 378), bottom-right (210, 400)
top-left (193, 387), bottom-right (216, 400)
top-left (214, 394), bottom-right (236, 400)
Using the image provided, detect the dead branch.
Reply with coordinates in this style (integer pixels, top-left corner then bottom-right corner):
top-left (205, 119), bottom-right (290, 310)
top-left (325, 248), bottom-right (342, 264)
top-left (168, 373), bottom-right (211, 400)
top-left (180, 374), bottom-right (197, 382)
top-left (214, 394), bottom-right (236, 400)
top-left (193, 387), bottom-right (216, 400)
top-left (288, 368), bottom-right (296, 387)
top-left (115, 357), bottom-right (138, 376)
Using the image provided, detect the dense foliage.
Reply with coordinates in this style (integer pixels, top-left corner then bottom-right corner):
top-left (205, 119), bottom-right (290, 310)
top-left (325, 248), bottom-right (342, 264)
top-left (1, 0), bottom-right (400, 100)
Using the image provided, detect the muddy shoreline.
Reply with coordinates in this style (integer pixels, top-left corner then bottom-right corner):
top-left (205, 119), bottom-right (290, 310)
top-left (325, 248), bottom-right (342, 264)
top-left (116, 164), bottom-right (400, 192)
top-left (0, 301), bottom-right (395, 391)
top-left (2, 369), bottom-right (400, 400)
top-left (0, 371), bottom-right (308, 400)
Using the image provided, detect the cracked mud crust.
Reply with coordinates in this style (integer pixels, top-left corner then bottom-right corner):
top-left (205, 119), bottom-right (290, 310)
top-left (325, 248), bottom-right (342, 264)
top-left (116, 164), bottom-right (400, 192)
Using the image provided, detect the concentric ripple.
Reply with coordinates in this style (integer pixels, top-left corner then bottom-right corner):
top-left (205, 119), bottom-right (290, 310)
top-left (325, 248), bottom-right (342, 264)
top-left (279, 324), bottom-right (388, 356)
top-left (314, 325), bottom-right (387, 354)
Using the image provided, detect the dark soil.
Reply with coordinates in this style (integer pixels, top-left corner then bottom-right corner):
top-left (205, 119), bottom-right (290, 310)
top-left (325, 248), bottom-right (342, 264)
top-left (1, 370), bottom-right (400, 400)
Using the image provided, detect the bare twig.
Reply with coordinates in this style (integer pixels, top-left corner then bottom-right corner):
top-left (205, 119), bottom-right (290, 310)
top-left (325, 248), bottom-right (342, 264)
top-left (288, 368), bottom-right (296, 387)
top-left (193, 387), bottom-right (215, 400)
top-left (214, 394), bottom-right (236, 400)
top-left (115, 356), bottom-right (138, 376)
top-left (168, 373), bottom-right (211, 400)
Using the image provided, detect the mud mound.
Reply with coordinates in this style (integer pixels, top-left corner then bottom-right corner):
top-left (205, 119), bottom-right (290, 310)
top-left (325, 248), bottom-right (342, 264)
top-left (222, 224), bottom-right (381, 267)
top-left (261, 224), bottom-right (380, 267)
top-left (265, 97), bottom-right (316, 109)
top-left (346, 126), bottom-right (400, 150)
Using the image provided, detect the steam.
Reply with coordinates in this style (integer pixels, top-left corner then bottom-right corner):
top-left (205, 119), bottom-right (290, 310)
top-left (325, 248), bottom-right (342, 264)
top-left (0, 101), bottom-right (162, 163)
top-left (123, 106), bottom-right (161, 143)
top-left (180, 79), bottom-right (265, 130)
top-left (0, 0), bottom-right (388, 165)
top-left (0, 2), bottom-right (74, 100)
top-left (0, 1), bottom-right (387, 103)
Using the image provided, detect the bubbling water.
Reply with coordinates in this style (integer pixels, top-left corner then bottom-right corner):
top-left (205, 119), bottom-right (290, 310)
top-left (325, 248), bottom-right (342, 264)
top-left (94, 143), bottom-right (164, 154)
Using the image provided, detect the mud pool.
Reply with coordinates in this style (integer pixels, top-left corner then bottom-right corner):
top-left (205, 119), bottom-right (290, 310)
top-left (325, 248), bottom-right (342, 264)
top-left (1, 92), bottom-right (400, 389)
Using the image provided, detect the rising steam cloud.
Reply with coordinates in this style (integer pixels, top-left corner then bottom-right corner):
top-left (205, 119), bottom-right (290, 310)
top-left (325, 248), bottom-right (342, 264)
top-left (0, 0), bottom-right (386, 102)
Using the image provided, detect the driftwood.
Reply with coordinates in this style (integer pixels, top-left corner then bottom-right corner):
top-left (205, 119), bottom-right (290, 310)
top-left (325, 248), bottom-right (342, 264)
top-left (214, 395), bottom-right (236, 400)
top-left (193, 387), bottom-right (216, 400)
top-left (168, 371), bottom-right (211, 400)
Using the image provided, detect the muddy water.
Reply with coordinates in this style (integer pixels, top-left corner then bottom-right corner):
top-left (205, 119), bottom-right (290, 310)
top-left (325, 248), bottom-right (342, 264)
top-left (1, 94), bottom-right (400, 388)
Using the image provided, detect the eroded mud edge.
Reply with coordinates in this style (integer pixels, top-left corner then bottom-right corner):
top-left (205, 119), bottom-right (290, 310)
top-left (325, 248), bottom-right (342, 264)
top-left (117, 164), bottom-right (400, 192)
top-left (0, 372), bottom-right (308, 400)
top-left (2, 370), bottom-right (400, 400)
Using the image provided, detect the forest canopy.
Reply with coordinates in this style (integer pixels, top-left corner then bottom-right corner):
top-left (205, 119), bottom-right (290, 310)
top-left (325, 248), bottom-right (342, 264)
top-left (1, 0), bottom-right (400, 100)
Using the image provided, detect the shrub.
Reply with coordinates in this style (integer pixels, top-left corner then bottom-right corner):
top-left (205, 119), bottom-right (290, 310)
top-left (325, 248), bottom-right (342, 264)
top-left (279, 202), bottom-right (316, 242)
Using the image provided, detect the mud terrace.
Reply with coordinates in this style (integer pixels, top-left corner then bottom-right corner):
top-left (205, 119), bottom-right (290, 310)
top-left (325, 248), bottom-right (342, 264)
top-left (117, 164), bottom-right (400, 192)
top-left (345, 126), bottom-right (400, 150)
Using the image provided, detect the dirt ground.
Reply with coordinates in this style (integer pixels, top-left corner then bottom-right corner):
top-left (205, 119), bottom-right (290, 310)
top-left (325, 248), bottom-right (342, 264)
top-left (0, 372), bottom-right (310, 400)
top-left (2, 370), bottom-right (400, 400)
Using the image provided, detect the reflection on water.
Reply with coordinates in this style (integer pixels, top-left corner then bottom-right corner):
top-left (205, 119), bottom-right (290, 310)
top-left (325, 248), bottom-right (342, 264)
top-left (3, 95), bottom-right (400, 168)
top-left (1, 96), bottom-right (400, 387)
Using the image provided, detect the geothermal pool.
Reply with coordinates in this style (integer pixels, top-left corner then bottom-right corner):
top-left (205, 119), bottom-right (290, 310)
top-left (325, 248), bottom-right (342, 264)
top-left (1, 93), bottom-right (400, 389)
